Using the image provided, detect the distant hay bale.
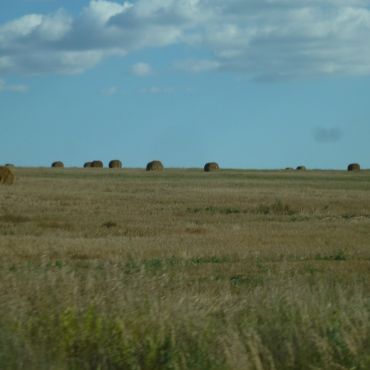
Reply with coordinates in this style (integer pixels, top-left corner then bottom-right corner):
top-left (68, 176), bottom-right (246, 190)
top-left (296, 166), bottom-right (307, 171)
top-left (348, 163), bottom-right (360, 171)
top-left (84, 162), bottom-right (92, 168)
top-left (91, 160), bottom-right (104, 168)
top-left (109, 160), bottom-right (122, 169)
top-left (204, 162), bottom-right (220, 172)
top-left (146, 160), bottom-right (164, 171)
top-left (51, 161), bottom-right (64, 168)
top-left (0, 166), bottom-right (15, 185)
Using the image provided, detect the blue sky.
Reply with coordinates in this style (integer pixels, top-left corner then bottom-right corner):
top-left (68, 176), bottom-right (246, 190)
top-left (1, 0), bottom-right (370, 169)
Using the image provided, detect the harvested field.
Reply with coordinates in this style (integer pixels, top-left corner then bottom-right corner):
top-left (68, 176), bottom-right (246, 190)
top-left (1, 168), bottom-right (370, 370)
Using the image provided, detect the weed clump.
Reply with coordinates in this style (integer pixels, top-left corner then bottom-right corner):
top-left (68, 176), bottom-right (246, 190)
top-left (0, 166), bottom-right (15, 185)
top-left (256, 199), bottom-right (297, 216)
top-left (101, 221), bottom-right (118, 229)
top-left (315, 250), bottom-right (347, 261)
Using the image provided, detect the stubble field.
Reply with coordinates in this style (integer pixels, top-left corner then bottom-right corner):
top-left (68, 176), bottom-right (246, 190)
top-left (1, 167), bottom-right (370, 370)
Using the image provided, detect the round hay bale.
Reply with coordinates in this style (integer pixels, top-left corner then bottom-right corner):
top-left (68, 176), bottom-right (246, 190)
top-left (0, 166), bottom-right (15, 185)
top-left (109, 160), bottom-right (122, 169)
top-left (52, 161), bottom-right (64, 168)
top-left (84, 162), bottom-right (92, 168)
top-left (204, 162), bottom-right (220, 172)
top-left (146, 160), bottom-right (164, 171)
top-left (296, 166), bottom-right (307, 171)
top-left (91, 160), bottom-right (104, 168)
top-left (348, 163), bottom-right (360, 171)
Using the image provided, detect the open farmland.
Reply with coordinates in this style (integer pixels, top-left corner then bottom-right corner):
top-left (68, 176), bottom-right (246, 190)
top-left (1, 168), bottom-right (370, 370)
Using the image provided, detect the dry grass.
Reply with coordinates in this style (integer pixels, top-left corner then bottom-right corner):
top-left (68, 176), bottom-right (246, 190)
top-left (1, 168), bottom-right (370, 369)
top-left (0, 166), bottom-right (15, 185)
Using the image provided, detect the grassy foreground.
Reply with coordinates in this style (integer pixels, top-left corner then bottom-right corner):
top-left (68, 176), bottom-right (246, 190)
top-left (1, 168), bottom-right (370, 370)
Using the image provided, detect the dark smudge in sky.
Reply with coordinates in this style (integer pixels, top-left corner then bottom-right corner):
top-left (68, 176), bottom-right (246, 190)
top-left (313, 127), bottom-right (343, 144)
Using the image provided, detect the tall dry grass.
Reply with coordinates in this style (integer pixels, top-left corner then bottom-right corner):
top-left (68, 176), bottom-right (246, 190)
top-left (1, 168), bottom-right (370, 369)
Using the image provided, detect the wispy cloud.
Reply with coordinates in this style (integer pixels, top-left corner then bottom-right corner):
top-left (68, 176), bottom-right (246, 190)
top-left (25, 0), bottom-right (56, 2)
top-left (102, 86), bottom-right (119, 95)
top-left (0, 79), bottom-right (28, 93)
top-left (139, 86), bottom-right (174, 94)
top-left (132, 63), bottom-right (153, 77)
top-left (2, 1), bottom-right (370, 79)
top-left (175, 59), bottom-right (221, 73)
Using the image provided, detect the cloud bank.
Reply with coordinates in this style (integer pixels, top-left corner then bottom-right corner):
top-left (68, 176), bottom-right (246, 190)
top-left (1, 0), bottom-right (370, 79)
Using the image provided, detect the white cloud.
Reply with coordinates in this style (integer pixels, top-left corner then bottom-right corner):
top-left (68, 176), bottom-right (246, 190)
top-left (176, 59), bottom-right (221, 73)
top-left (102, 86), bottom-right (119, 95)
top-left (0, 14), bottom-right (43, 41)
top-left (83, 0), bottom-right (133, 24)
top-left (0, 57), bottom-right (13, 69)
top-left (1, 0), bottom-right (370, 79)
top-left (140, 86), bottom-right (174, 94)
top-left (0, 11), bottom-right (71, 43)
top-left (36, 10), bottom-right (72, 41)
top-left (132, 62), bottom-right (153, 76)
top-left (0, 79), bottom-right (29, 93)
